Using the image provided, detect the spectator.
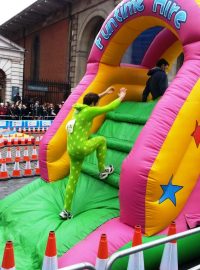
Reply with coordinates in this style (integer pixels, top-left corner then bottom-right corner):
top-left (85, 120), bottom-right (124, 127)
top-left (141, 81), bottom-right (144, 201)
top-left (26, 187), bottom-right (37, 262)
top-left (12, 92), bottom-right (21, 104)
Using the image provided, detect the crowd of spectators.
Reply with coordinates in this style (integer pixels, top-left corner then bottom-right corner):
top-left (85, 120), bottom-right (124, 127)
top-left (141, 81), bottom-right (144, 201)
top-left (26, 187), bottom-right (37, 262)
top-left (0, 93), bottom-right (65, 120)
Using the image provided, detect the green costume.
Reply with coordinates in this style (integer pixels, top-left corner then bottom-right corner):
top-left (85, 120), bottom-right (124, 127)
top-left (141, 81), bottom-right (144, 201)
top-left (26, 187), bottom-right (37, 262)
top-left (64, 98), bottom-right (121, 212)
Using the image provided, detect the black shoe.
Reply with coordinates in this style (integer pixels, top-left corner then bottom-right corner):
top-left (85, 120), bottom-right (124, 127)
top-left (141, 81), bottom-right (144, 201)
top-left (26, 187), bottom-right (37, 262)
top-left (99, 165), bottom-right (114, 180)
top-left (59, 210), bottom-right (73, 220)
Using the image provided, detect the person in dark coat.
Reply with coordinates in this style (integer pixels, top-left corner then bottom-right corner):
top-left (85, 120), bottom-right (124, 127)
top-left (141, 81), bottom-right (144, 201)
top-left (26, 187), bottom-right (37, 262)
top-left (142, 58), bottom-right (169, 102)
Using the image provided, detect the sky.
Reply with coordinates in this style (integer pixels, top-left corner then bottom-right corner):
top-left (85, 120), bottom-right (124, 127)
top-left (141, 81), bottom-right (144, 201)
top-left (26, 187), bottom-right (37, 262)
top-left (0, 0), bottom-right (37, 25)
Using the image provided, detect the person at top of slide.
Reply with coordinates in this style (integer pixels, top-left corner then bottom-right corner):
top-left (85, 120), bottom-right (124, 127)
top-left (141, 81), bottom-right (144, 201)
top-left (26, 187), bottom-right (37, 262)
top-left (142, 58), bottom-right (169, 102)
top-left (59, 86), bottom-right (127, 220)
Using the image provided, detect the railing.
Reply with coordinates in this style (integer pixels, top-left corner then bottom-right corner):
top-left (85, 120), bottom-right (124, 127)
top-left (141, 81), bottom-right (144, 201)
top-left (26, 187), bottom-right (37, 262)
top-left (188, 266), bottom-right (200, 270)
top-left (59, 263), bottom-right (96, 270)
top-left (105, 226), bottom-right (200, 270)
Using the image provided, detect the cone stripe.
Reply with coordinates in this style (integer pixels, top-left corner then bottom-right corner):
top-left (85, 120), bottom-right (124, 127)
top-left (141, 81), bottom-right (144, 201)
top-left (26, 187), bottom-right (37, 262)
top-left (97, 234), bottom-right (108, 259)
top-left (1, 241), bottom-right (15, 269)
top-left (133, 225), bottom-right (142, 246)
top-left (45, 231), bottom-right (57, 257)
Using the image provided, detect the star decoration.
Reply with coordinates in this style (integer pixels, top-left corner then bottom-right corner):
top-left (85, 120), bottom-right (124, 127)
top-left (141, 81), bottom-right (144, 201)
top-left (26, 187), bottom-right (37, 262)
top-left (159, 176), bottom-right (183, 206)
top-left (191, 120), bottom-right (200, 147)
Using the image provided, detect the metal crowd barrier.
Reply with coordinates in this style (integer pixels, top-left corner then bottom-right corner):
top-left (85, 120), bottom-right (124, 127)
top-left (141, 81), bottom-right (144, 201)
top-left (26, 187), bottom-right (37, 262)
top-left (59, 263), bottom-right (96, 270)
top-left (105, 226), bottom-right (200, 270)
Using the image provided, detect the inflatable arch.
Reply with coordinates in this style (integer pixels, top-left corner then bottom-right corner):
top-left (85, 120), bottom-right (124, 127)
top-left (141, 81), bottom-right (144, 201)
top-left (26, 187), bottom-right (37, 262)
top-left (40, 0), bottom-right (200, 235)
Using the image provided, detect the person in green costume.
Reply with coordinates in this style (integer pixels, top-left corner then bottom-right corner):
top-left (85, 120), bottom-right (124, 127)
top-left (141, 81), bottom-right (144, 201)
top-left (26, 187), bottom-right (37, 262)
top-left (59, 87), bottom-right (127, 219)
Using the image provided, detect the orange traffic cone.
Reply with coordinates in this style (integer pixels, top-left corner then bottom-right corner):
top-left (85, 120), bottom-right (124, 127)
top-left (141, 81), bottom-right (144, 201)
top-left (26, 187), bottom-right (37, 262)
top-left (23, 146), bottom-right (29, 161)
top-left (35, 160), bottom-right (40, 175)
top-left (5, 147), bottom-right (12, 163)
top-left (95, 234), bottom-right (109, 270)
top-left (11, 158), bottom-right (22, 178)
top-left (0, 159), bottom-right (10, 180)
top-left (31, 145), bottom-right (38, 160)
top-left (23, 157), bottom-right (33, 177)
top-left (1, 241), bottom-right (15, 270)
top-left (15, 147), bottom-right (21, 162)
top-left (160, 221), bottom-right (178, 270)
top-left (42, 231), bottom-right (58, 270)
top-left (127, 225), bottom-right (144, 270)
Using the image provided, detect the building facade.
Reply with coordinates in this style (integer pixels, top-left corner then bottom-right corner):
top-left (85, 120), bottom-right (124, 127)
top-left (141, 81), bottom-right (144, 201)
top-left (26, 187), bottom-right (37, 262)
top-left (0, 35), bottom-right (24, 103)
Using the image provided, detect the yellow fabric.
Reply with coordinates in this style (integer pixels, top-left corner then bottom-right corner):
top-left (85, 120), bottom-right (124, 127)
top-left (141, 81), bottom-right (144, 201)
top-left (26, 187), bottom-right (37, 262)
top-left (145, 79), bottom-right (200, 236)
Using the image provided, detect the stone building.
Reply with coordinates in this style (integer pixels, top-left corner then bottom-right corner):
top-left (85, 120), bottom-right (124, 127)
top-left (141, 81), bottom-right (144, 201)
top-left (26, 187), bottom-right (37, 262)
top-left (0, 35), bottom-right (24, 103)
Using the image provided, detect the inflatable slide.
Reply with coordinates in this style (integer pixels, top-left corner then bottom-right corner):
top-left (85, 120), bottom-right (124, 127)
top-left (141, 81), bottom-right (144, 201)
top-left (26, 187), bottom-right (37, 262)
top-left (1, 0), bottom-right (200, 269)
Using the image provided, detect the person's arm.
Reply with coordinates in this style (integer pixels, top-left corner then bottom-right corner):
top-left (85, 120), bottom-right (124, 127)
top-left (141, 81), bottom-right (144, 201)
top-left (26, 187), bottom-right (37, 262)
top-left (98, 86), bottom-right (115, 99)
top-left (87, 88), bottom-right (127, 118)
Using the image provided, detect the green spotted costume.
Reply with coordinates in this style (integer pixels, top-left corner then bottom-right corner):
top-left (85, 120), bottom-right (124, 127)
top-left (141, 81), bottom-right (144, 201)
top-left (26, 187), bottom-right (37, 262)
top-left (64, 98), bottom-right (121, 212)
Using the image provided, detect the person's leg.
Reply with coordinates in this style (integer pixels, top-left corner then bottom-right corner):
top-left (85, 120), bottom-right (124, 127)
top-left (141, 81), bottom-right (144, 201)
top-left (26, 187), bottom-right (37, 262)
top-left (84, 136), bottom-right (107, 172)
top-left (84, 136), bottom-right (114, 178)
top-left (60, 158), bottom-right (83, 219)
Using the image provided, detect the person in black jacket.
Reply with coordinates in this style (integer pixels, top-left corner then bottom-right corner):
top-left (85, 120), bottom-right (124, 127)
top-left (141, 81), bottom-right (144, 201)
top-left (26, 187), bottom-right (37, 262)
top-left (142, 58), bottom-right (169, 102)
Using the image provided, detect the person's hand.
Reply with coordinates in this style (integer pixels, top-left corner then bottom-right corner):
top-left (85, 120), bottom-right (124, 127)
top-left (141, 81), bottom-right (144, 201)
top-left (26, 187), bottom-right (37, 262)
top-left (106, 86), bottom-right (115, 94)
top-left (118, 88), bottom-right (127, 101)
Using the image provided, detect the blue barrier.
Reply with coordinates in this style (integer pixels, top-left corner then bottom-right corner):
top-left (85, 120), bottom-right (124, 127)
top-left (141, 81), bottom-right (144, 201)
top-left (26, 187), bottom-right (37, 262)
top-left (0, 120), bottom-right (53, 129)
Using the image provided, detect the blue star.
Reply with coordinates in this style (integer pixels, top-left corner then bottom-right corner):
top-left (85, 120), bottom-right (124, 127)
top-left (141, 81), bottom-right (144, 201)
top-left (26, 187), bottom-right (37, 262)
top-left (159, 176), bottom-right (183, 206)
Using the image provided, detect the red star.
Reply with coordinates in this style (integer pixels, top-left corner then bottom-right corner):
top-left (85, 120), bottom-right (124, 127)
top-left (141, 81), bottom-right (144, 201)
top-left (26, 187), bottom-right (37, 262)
top-left (191, 121), bottom-right (200, 147)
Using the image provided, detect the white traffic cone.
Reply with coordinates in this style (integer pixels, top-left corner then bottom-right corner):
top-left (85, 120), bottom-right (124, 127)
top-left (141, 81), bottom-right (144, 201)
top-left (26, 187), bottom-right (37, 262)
top-left (35, 136), bottom-right (40, 146)
top-left (35, 160), bottom-right (40, 175)
top-left (42, 231), bottom-right (58, 270)
top-left (11, 158), bottom-right (22, 178)
top-left (23, 157), bottom-right (33, 177)
top-left (95, 234), bottom-right (109, 270)
top-left (0, 159), bottom-right (10, 180)
top-left (20, 135), bottom-right (25, 145)
top-left (13, 136), bottom-right (18, 145)
top-left (0, 135), bottom-right (4, 147)
top-left (7, 136), bottom-right (12, 146)
top-left (1, 241), bottom-right (16, 270)
top-left (160, 222), bottom-right (178, 270)
top-left (127, 225), bottom-right (144, 270)
top-left (15, 146), bottom-right (21, 162)
top-left (31, 145), bottom-right (38, 160)
top-left (23, 146), bottom-right (29, 162)
top-left (27, 136), bottom-right (32, 145)
top-left (5, 147), bottom-right (12, 163)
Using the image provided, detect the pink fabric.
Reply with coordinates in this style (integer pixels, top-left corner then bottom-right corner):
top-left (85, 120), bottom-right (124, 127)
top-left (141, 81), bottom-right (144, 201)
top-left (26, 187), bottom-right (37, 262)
top-left (39, 63), bottom-right (99, 181)
top-left (58, 218), bottom-right (133, 268)
top-left (142, 29), bottom-right (178, 68)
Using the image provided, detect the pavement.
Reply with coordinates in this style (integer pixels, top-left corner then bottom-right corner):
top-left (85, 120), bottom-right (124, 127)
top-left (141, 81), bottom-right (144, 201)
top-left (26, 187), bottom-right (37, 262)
top-left (0, 176), bottom-right (38, 200)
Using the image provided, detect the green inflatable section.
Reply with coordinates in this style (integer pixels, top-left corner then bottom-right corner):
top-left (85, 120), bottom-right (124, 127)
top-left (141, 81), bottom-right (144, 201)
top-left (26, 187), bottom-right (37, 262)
top-left (0, 100), bottom-right (157, 270)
